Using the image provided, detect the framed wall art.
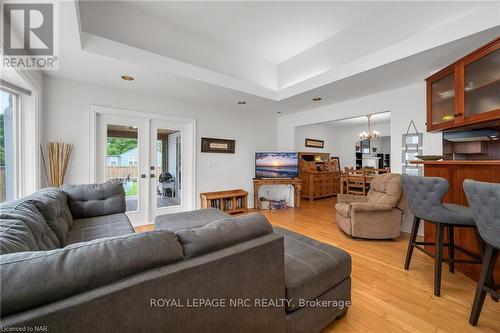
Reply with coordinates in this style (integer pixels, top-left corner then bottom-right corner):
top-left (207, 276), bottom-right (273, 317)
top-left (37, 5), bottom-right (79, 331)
top-left (201, 137), bottom-right (235, 154)
top-left (305, 138), bottom-right (324, 148)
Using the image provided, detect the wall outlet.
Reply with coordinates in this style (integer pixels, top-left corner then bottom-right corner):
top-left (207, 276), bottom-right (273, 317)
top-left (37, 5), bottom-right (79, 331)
top-left (208, 162), bottom-right (217, 167)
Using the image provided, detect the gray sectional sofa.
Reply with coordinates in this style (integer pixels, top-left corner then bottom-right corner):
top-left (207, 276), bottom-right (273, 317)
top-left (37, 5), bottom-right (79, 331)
top-left (0, 181), bottom-right (351, 333)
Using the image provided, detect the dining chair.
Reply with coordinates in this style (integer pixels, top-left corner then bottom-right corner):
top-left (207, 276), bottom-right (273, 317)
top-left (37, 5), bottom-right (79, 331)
top-left (345, 167), bottom-right (367, 196)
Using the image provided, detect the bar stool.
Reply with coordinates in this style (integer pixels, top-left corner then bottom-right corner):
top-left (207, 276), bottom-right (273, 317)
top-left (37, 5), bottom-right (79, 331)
top-left (463, 179), bottom-right (500, 326)
top-left (402, 175), bottom-right (482, 296)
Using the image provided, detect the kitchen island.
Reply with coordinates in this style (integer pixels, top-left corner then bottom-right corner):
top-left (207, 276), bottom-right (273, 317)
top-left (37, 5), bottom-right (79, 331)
top-left (411, 160), bottom-right (500, 282)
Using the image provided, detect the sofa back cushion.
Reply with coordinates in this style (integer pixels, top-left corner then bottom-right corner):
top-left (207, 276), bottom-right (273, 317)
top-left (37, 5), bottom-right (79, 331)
top-left (176, 213), bottom-right (273, 258)
top-left (367, 173), bottom-right (403, 207)
top-left (61, 180), bottom-right (126, 219)
top-left (26, 188), bottom-right (73, 244)
top-left (0, 219), bottom-right (39, 254)
top-left (0, 201), bottom-right (59, 254)
top-left (0, 230), bottom-right (184, 316)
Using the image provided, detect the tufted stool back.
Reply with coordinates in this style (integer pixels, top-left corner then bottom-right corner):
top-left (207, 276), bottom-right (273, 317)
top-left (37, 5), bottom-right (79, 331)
top-left (401, 175), bottom-right (449, 222)
top-left (463, 180), bottom-right (500, 249)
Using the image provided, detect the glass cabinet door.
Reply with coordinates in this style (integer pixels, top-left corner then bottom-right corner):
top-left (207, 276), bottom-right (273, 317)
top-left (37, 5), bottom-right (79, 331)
top-left (430, 71), bottom-right (456, 127)
top-left (463, 48), bottom-right (500, 118)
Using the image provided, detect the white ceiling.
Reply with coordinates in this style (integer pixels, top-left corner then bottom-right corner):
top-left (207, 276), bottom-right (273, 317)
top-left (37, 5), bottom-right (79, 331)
top-left (36, 1), bottom-right (500, 114)
top-left (123, 1), bottom-right (381, 64)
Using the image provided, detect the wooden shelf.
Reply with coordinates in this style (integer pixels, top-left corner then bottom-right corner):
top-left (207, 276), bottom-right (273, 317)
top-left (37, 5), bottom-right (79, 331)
top-left (200, 189), bottom-right (248, 214)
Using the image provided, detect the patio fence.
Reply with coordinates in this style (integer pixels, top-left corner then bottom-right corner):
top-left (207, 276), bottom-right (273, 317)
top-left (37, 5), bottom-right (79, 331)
top-left (106, 166), bottom-right (162, 180)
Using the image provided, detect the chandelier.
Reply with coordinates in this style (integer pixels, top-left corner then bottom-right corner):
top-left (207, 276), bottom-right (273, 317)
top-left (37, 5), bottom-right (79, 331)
top-left (359, 114), bottom-right (380, 140)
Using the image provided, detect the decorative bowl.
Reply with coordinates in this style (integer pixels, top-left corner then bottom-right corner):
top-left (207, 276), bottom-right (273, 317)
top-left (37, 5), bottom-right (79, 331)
top-left (415, 155), bottom-right (444, 161)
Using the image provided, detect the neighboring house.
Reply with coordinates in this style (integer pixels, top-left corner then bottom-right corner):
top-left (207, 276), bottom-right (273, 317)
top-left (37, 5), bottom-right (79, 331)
top-left (107, 147), bottom-right (162, 167)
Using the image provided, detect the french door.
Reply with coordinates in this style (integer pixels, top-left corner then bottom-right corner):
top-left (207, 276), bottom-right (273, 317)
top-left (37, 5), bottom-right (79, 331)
top-left (93, 107), bottom-right (195, 226)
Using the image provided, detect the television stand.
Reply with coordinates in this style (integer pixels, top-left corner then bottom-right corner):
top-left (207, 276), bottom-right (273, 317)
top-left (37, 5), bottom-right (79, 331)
top-left (253, 178), bottom-right (301, 209)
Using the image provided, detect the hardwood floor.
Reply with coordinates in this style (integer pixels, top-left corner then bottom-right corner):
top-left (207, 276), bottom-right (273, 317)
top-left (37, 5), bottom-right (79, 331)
top-left (135, 197), bottom-right (499, 333)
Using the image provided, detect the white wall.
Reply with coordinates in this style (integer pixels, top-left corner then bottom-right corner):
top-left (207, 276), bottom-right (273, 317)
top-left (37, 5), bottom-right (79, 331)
top-left (41, 75), bottom-right (276, 208)
top-left (277, 82), bottom-right (443, 233)
top-left (295, 123), bottom-right (339, 154)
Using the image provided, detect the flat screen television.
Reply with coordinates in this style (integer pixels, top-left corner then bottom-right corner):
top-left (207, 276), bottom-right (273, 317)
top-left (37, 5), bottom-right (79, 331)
top-left (255, 152), bottom-right (299, 179)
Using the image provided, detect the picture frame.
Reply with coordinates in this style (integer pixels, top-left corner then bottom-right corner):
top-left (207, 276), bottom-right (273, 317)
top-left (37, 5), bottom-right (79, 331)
top-left (305, 138), bottom-right (324, 148)
top-left (401, 149), bottom-right (423, 163)
top-left (402, 133), bottom-right (423, 148)
top-left (201, 137), bottom-right (235, 154)
top-left (402, 166), bottom-right (423, 176)
top-left (330, 156), bottom-right (341, 171)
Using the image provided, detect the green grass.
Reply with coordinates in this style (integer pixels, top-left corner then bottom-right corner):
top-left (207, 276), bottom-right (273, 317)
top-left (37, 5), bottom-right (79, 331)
top-left (125, 181), bottom-right (138, 196)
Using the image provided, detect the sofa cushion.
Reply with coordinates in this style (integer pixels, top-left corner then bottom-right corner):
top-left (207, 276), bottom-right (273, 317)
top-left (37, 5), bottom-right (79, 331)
top-left (26, 188), bottom-right (73, 244)
top-left (65, 213), bottom-right (134, 245)
top-left (0, 230), bottom-right (184, 316)
top-left (61, 180), bottom-right (126, 219)
top-left (367, 173), bottom-right (402, 207)
top-left (176, 213), bottom-right (273, 258)
top-left (273, 226), bottom-right (351, 312)
top-left (0, 219), bottom-right (39, 254)
top-left (0, 200), bottom-right (59, 253)
top-left (155, 208), bottom-right (231, 232)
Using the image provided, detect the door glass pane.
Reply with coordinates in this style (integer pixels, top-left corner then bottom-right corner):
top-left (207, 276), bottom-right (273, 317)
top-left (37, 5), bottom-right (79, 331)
top-left (0, 90), bottom-right (15, 203)
top-left (431, 72), bottom-right (455, 125)
top-left (106, 124), bottom-right (138, 212)
top-left (464, 49), bottom-right (500, 117)
top-left (156, 129), bottom-right (181, 207)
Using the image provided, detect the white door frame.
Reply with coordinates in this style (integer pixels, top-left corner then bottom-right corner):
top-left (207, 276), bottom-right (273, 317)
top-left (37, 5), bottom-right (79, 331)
top-left (89, 104), bottom-right (197, 225)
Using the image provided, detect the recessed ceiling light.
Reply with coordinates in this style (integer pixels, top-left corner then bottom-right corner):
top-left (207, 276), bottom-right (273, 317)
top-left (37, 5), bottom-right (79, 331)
top-left (312, 97), bottom-right (322, 102)
top-left (237, 101), bottom-right (246, 105)
top-left (121, 75), bottom-right (134, 81)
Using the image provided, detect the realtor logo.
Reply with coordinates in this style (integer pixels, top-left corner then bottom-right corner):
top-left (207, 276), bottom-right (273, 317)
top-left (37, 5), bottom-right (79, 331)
top-left (1, 1), bottom-right (58, 69)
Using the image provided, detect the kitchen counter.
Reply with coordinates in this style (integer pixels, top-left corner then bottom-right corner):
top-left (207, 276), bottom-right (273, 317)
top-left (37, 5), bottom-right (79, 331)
top-left (414, 160), bottom-right (500, 282)
top-left (411, 160), bottom-right (500, 165)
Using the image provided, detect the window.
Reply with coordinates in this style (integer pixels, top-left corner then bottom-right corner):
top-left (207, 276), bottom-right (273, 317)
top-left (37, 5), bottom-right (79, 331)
top-left (108, 156), bottom-right (118, 166)
top-left (0, 89), bottom-right (16, 202)
top-left (128, 156), bottom-right (137, 165)
top-left (0, 75), bottom-right (39, 202)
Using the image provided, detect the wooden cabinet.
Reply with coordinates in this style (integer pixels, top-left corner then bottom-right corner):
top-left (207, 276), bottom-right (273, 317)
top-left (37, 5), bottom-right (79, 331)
top-left (426, 37), bottom-right (500, 132)
top-left (301, 172), bottom-right (340, 201)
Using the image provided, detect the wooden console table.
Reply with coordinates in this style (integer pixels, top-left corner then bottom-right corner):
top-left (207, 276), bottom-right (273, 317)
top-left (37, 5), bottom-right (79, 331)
top-left (253, 178), bottom-right (301, 209)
